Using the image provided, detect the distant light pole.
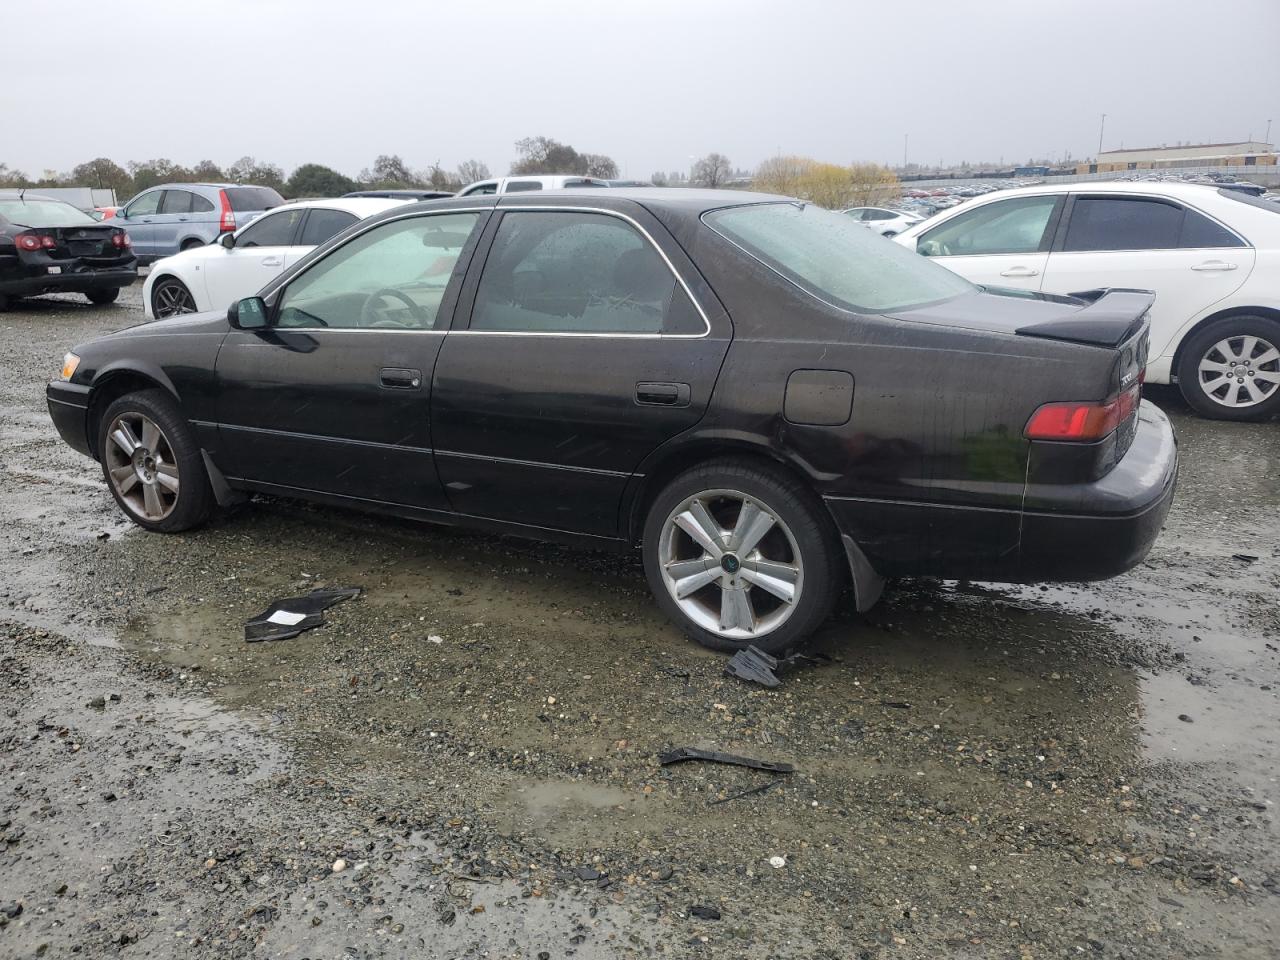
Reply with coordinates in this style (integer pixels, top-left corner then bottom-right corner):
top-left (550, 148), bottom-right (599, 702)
top-left (903, 133), bottom-right (909, 169)
top-left (1097, 113), bottom-right (1106, 158)
top-left (1266, 119), bottom-right (1273, 146)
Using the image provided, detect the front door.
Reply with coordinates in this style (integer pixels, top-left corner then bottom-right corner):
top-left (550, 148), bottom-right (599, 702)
top-left (206, 207), bottom-right (307, 311)
top-left (214, 209), bottom-right (488, 509)
top-left (117, 189), bottom-right (162, 261)
top-left (913, 194), bottom-right (1063, 291)
top-left (431, 207), bottom-right (730, 538)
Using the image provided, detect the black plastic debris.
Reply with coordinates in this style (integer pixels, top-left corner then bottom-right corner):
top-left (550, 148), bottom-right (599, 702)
top-left (690, 904), bottom-right (721, 920)
top-left (1232, 553), bottom-right (1259, 564)
top-left (708, 779), bottom-right (783, 806)
top-left (724, 645), bottom-right (831, 688)
top-left (244, 587), bottom-right (362, 642)
top-left (658, 746), bottom-right (794, 774)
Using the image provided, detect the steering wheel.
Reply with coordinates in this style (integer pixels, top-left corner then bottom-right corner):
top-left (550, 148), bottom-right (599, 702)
top-left (358, 288), bottom-right (426, 328)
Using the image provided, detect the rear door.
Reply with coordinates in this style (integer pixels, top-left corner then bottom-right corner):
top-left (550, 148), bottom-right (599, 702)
top-left (912, 194), bottom-right (1062, 290)
top-left (285, 207), bottom-right (359, 269)
top-left (205, 207), bottom-right (307, 310)
top-left (1039, 194), bottom-right (1254, 361)
top-left (152, 189), bottom-right (207, 255)
top-left (430, 204), bottom-right (730, 537)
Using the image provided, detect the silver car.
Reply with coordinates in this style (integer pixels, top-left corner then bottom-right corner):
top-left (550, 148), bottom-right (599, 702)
top-left (111, 183), bottom-right (284, 264)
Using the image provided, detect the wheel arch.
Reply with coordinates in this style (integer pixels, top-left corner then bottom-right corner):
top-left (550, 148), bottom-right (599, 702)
top-left (86, 365), bottom-right (182, 461)
top-left (1169, 305), bottom-right (1280, 382)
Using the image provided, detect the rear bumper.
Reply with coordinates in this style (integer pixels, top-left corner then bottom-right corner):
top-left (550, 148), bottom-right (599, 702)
top-left (825, 400), bottom-right (1178, 583)
top-left (46, 381), bottom-right (94, 458)
top-left (1, 258), bottom-right (136, 297)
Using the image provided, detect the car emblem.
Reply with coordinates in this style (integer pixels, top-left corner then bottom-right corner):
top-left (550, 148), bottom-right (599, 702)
top-left (77, 230), bottom-right (86, 238)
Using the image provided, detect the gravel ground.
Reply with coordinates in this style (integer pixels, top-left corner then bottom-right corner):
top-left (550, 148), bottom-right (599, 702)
top-left (1, 285), bottom-right (1277, 959)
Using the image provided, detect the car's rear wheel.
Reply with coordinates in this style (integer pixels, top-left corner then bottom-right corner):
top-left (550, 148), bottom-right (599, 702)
top-left (0, 293), bottom-right (8, 312)
top-left (642, 459), bottom-right (843, 654)
top-left (151, 277), bottom-right (197, 318)
top-left (86, 287), bottom-right (120, 306)
top-left (98, 389), bottom-right (213, 532)
top-left (1176, 315), bottom-right (1280, 421)
top-left (180, 238), bottom-right (204, 251)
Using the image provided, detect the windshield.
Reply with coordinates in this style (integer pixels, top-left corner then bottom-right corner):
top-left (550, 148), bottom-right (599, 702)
top-left (704, 202), bottom-right (974, 313)
top-left (0, 198), bottom-right (98, 228)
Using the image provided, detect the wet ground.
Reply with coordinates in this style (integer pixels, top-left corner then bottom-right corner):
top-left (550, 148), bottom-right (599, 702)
top-left (0, 286), bottom-right (1276, 959)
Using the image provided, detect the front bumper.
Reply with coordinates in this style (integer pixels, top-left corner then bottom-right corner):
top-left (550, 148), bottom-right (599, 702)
top-left (1, 257), bottom-right (137, 297)
top-left (46, 380), bottom-right (94, 458)
top-left (824, 400), bottom-right (1178, 583)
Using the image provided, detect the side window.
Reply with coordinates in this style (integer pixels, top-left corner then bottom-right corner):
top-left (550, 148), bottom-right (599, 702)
top-left (1180, 208), bottom-right (1243, 248)
top-left (1062, 197), bottom-right (1182, 252)
top-left (160, 190), bottom-right (196, 214)
top-left (277, 212), bottom-right (480, 330)
top-left (190, 193), bottom-right (215, 213)
top-left (470, 211), bottom-right (702, 335)
top-left (298, 209), bottom-right (358, 246)
top-left (462, 182), bottom-right (498, 196)
top-left (125, 191), bottom-right (161, 218)
top-left (504, 181), bottom-right (543, 193)
top-left (918, 196), bottom-right (1058, 256)
top-left (237, 208), bottom-right (305, 248)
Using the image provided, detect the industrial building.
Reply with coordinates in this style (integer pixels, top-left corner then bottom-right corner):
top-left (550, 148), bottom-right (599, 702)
top-left (1079, 140), bottom-right (1276, 174)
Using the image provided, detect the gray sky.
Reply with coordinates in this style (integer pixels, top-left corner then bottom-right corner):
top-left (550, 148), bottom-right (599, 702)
top-left (5, 0), bottom-right (1278, 180)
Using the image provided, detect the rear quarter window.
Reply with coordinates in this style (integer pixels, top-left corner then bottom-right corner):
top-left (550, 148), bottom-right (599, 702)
top-left (224, 186), bottom-right (284, 211)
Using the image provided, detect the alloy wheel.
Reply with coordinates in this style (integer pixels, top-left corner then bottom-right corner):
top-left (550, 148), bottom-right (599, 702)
top-left (103, 412), bottom-right (180, 521)
top-left (1197, 335), bottom-right (1280, 408)
top-left (153, 281), bottom-right (196, 318)
top-left (657, 488), bottom-right (803, 640)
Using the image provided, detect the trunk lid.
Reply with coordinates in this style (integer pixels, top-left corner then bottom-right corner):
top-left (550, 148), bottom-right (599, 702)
top-left (47, 225), bottom-right (121, 260)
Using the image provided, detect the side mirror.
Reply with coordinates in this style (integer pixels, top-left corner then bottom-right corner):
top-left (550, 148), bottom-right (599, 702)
top-left (219, 232), bottom-right (236, 249)
top-left (228, 296), bottom-right (268, 330)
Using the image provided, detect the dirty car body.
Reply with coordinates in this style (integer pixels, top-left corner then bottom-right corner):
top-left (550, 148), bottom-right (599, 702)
top-left (46, 189), bottom-right (1178, 653)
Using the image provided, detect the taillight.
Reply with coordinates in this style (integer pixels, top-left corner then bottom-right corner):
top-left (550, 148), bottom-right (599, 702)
top-left (1024, 384), bottom-right (1141, 442)
top-left (111, 232), bottom-right (131, 249)
top-left (218, 190), bottom-right (236, 232)
top-left (16, 232), bottom-right (55, 251)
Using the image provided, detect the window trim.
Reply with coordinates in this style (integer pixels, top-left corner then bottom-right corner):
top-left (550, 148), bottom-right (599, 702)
top-left (454, 207), bottom-right (712, 339)
top-left (1051, 192), bottom-right (1250, 253)
top-left (916, 194), bottom-right (1065, 258)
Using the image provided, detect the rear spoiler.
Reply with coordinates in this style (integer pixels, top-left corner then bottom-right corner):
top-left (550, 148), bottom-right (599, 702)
top-left (1015, 289), bottom-right (1155, 348)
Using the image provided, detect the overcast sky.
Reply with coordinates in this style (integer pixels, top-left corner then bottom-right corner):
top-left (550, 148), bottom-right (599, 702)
top-left (5, 0), bottom-right (1278, 180)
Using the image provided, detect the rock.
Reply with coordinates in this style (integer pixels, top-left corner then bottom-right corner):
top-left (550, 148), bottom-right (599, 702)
top-left (575, 866), bottom-right (599, 882)
top-left (1178, 714), bottom-right (1194, 723)
top-left (1, 902), bottom-right (22, 919)
top-left (690, 904), bottom-right (721, 920)
top-left (86, 696), bottom-right (105, 709)
top-left (768, 856), bottom-right (786, 869)
top-left (332, 859), bottom-right (347, 873)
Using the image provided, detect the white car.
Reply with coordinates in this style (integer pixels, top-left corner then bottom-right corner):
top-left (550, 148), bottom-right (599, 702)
top-left (843, 206), bottom-right (924, 237)
top-left (456, 175), bottom-right (610, 196)
top-left (894, 182), bottom-right (1280, 420)
top-left (143, 197), bottom-right (408, 319)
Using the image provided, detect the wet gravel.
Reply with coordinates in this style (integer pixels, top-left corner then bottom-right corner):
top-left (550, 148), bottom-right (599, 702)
top-left (1, 287), bottom-right (1277, 958)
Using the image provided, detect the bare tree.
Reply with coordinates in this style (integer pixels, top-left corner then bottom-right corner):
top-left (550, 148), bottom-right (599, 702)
top-left (583, 153), bottom-right (618, 179)
top-left (455, 158), bottom-right (490, 185)
top-left (692, 153), bottom-right (732, 188)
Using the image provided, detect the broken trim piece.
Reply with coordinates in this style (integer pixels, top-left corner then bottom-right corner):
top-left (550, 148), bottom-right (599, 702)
top-left (244, 587), bottom-right (362, 642)
top-left (658, 746), bottom-right (794, 774)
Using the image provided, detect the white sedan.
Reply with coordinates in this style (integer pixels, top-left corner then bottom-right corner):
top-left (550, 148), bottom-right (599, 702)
top-left (894, 182), bottom-right (1280, 420)
top-left (143, 197), bottom-right (407, 319)
top-left (842, 206), bottom-right (924, 237)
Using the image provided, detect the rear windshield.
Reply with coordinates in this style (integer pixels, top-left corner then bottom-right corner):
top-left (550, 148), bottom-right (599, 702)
top-left (1217, 188), bottom-right (1280, 213)
top-left (704, 202), bottom-right (974, 313)
top-left (223, 186), bottom-right (284, 211)
top-left (0, 198), bottom-right (98, 228)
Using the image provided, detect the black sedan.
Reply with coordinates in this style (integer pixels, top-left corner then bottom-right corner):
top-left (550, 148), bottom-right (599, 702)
top-left (0, 196), bottom-right (137, 310)
top-left (46, 190), bottom-right (1177, 653)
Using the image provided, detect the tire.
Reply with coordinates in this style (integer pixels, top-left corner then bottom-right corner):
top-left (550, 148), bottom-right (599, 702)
top-left (86, 287), bottom-right (120, 306)
top-left (1176, 314), bottom-right (1280, 422)
top-left (0, 293), bottom-right (8, 312)
top-left (180, 238), bottom-right (204, 251)
top-left (881, 230), bottom-right (898, 238)
top-left (151, 277), bottom-right (197, 318)
top-left (97, 389), bottom-right (213, 533)
top-left (642, 458), bottom-right (844, 654)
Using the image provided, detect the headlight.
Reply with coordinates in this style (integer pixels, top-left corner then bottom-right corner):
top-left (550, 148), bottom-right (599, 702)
top-left (60, 352), bottom-right (80, 381)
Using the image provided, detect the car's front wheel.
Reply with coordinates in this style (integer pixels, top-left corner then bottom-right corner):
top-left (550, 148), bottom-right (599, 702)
top-left (1176, 315), bottom-right (1280, 421)
top-left (151, 277), bottom-right (197, 318)
top-left (642, 459), bottom-right (843, 654)
top-left (86, 287), bottom-right (120, 306)
top-left (98, 390), bottom-right (213, 532)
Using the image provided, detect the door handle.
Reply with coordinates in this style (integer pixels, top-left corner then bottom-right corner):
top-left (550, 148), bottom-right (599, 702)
top-left (999, 266), bottom-right (1039, 278)
top-left (177, 216), bottom-right (189, 221)
top-left (380, 367), bottom-right (422, 390)
top-left (261, 256), bottom-right (283, 267)
top-left (1191, 260), bottom-right (1238, 272)
top-left (636, 381), bottom-right (691, 406)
